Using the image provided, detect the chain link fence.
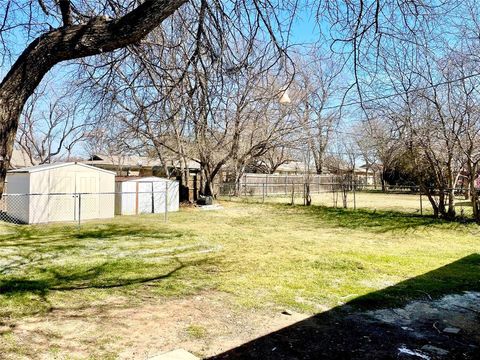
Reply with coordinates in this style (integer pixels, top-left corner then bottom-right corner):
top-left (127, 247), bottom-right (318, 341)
top-left (0, 185), bottom-right (177, 227)
top-left (219, 180), bottom-right (477, 217)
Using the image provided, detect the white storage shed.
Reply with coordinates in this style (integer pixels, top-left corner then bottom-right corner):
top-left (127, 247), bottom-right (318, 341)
top-left (5, 162), bottom-right (115, 224)
top-left (115, 177), bottom-right (179, 215)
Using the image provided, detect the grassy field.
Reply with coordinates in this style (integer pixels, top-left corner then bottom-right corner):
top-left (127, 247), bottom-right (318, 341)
top-left (224, 190), bottom-right (475, 216)
top-left (0, 195), bottom-right (479, 357)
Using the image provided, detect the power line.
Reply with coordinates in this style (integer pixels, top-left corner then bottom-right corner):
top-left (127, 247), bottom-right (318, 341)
top-left (322, 71), bottom-right (480, 110)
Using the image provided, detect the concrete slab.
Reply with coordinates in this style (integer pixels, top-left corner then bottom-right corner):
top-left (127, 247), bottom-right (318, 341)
top-left (198, 204), bottom-right (223, 211)
top-left (443, 327), bottom-right (461, 334)
top-left (149, 349), bottom-right (199, 360)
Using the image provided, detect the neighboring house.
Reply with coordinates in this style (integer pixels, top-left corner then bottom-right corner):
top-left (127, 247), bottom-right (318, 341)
top-left (84, 154), bottom-right (202, 201)
top-left (455, 170), bottom-right (480, 190)
top-left (358, 163), bottom-right (383, 187)
top-left (274, 161), bottom-right (313, 175)
top-left (166, 159), bottom-right (201, 176)
top-left (326, 163), bottom-right (380, 188)
top-left (354, 167), bottom-right (377, 187)
top-left (83, 153), bottom-right (163, 177)
top-left (9, 148), bottom-right (37, 169)
top-left (84, 154), bottom-right (201, 178)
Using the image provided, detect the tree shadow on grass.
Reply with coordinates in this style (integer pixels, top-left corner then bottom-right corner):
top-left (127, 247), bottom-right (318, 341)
top-left (0, 257), bottom-right (211, 296)
top-left (0, 223), bottom-right (194, 279)
top-left (73, 224), bottom-right (189, 240)
top-left (0, 222), bottom-right (188, 245)
top-left (276, 203), bottom-right (453, 233)
top-left (210, 254), bottom-right (480, 359)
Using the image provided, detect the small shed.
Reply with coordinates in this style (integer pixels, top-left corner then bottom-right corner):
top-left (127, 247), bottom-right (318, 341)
top-left (5, 162), bottom-right (115, 224)
top-left (115, 177), bottom-right (179, 215)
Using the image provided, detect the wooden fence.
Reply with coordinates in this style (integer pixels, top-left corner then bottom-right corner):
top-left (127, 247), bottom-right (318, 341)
top-left (219, 173), bottom-right (375, 197)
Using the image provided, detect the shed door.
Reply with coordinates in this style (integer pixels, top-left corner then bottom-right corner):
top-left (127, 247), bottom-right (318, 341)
top-left (138, 182), bottom-right (153, 214)
top-left (76, 173), bottom-right (99, 220)
top-left (48, 175), bottom-right (76, 222)
top-left (152, 181), bottom-right (166, 214)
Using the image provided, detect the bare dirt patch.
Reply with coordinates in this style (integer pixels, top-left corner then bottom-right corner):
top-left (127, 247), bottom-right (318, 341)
top-left (0, 291), bottom-right (308, 359)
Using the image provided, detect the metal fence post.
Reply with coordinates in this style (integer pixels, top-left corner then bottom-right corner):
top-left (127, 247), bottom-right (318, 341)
top-left (419, 187), bottom-right (423, 215)
top-left (77, 193), bottom-right (82, 228)
top-left (303, 182), bottom-right (306, 206)
top-left (244, 174), bottom-right (247, 197)
top-left (164, 181), bottom-right (168, 223)
top-left (291, 182), bottom-right (295, 205)
top-left (353, 180), bottom-right (356, 210)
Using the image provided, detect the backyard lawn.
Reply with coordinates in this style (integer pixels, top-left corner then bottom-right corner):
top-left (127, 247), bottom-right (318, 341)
top-left (0, 196), bottom-right (479, 358)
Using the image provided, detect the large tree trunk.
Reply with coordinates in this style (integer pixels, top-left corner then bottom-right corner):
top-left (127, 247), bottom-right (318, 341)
top-left (199, 166), bottom-right (215, 197)
top-left (199, 163), bottom-right (222, 198)
top-left (0, 99), bottom-right (23, 197)
top-left (437, 190), bottom-right (447, 218)
top-left (380, 171), bottom-right (386, 192)
top-left (0, 0), bottom-right (187, 197)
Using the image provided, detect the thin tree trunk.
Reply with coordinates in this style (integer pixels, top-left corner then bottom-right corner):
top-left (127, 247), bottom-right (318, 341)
top-left (445, 168), bottom-right (456, 219)
top-left (423, 188), bottom-right (439, 218)
top-left (418, 182), bottom-right (440, 218)
top-left (469, 163), bottom-right (480, 223)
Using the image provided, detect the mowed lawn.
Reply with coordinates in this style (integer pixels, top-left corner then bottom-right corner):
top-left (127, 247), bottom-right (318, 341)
top-left (225, 190), bottom-right (475, 216)
top-left (0, 197), bottom-right (479, 357)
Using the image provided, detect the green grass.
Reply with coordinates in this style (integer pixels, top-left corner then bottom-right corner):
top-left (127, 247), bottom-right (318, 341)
top-left (0, 197), bottom-right (479, 321)
top-left (186, 324), bottom-right (208, 339)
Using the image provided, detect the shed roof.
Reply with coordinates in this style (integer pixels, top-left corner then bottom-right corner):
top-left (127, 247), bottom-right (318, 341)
top-left (8, 162), bottom-right (116, 175)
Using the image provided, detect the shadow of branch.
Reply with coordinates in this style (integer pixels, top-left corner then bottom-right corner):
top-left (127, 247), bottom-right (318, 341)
top-left (0, 257), bottom-right (195, 295)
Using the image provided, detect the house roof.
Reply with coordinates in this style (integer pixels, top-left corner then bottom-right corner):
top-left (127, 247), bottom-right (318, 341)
top-left (115, 176), bottom-right (173, 183)
top-left (8, 162), bottom-right (116, 175)
top-left (9, 148), bottom-right (36, 169)
top-left (276, 161), bottom-right (311, 173)
top-left (359, 163), bottom-right (383, 170)
top-left (84, 153), bottom-right (201, 171)
top-left (167, 159), bottom-right (201, 170)
top-left (83, 153), bottom-right (163, 168)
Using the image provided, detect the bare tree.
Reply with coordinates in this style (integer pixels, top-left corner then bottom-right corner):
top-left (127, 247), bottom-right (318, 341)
top-left (17, 85), bottom-right (91, 164)
top-left (0, 0), bottom-right (455, 197)
top-left (441, 54), bottom-right (480, 221)
top-left (0, 0), bottom-right (195, 195)
top-left (356, 118), bottom-right (399, 191)
top-left (294, 52), bottom-right (342, 174)
top-left (250, 144), bottom-right (294, 174)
